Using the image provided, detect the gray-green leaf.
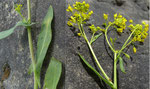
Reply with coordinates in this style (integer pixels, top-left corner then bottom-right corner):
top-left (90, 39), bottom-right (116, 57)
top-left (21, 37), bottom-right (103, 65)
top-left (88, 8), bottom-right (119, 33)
top-left (0, 21), bottom-right (35, 40)
top-left (35, 6), bottom-right (53, 87)
top-left (90, 33), bottom-right (102, 44)
top-left (119, 57), bottom-right (126, 73)
top-left (43, 57), bottom-right (62, 89)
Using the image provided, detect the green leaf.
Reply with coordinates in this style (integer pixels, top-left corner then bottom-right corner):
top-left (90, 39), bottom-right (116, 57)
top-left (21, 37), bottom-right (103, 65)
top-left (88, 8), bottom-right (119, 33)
top-left (123, 52), bottom-right (130, 59)
top-left (35, 6), bottom-right (53, 87)
top-left (90, 33), bottom-right (102, 44)
top-left (0, 21), bottom-right (35, 40)
top-left (78, 53), bottom-right (114, 88)
top-left (110, 37), bottom-right (113, 46)
top-left (43, 57), bottom-right (62, 89)
top-left (119, 57), bottom-right (126, 73)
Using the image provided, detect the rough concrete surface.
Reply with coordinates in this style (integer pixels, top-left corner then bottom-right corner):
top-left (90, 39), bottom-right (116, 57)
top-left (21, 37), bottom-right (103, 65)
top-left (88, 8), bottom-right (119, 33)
top-left (0, 0), bottom-right (149, 89)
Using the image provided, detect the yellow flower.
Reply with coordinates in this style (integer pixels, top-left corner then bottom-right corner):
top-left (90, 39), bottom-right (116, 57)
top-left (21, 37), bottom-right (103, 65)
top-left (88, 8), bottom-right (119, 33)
top-left (114, 13), bottom-right (117, 18)
top-left (88, 11), bottom-right (93, 16)
top-left (118, 14), bottom-right (122, 18)
top-left (81, 13), bottom-right (87, 20)
top-left (129, 19), bottom-right (133, 23)
top-left (142, 21), bottom-right (146, 25)
top-left (67, 4), bottom-right (73, 12)
top-left (103, 13), bottom-right (108, 20)
top-left (76, 1), bottom-right (80, 5)
top-left (77, 33), bottom-right (81, 36)
top-left (136, 35), bottom-right (141, 41)
top-left (73, 12), bottom-right (79, 17)
top-left (83, 1), bottom-right (86, 4)
top-left (132, 37), bottom-right (137, 42)
top-left (67, 21), bottom-right (73, 26)
top-left (145, 24), bottom-right (149, 28)
top-left (70, 16), bottom-right (76, 23)
top-left (89, 24), bottom-right (97, 33)
top-left (96, 26), bottom-right (101, 30)
top-left (128, 24), bottom-right (134, 29)
top-left (133, 47), bottom-right (136, 53)
top-left (117, 28), bottom-right (123, 33)
top-left (85, 4), bottom-right (90, 9)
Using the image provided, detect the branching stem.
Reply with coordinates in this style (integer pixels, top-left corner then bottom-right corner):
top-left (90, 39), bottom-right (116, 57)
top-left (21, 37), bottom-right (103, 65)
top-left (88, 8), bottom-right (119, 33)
top-left (78, 23), bottom-right (112, 84)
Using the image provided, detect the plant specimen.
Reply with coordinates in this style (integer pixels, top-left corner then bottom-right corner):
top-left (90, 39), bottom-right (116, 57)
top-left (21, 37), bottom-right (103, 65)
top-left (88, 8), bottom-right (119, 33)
top-left (67, 1), bottom-right (149, 89)
top-left (0, 0), bottom-right (62, 89)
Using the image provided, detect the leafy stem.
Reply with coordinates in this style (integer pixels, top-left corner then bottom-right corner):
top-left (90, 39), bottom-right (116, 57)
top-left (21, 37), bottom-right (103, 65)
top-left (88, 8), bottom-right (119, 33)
top-left (27, 0), bottom-right (38, 89)
top-left (78, 23), bottom-right (112, 84)
top-left (105, 23), bottom-right (137, 89)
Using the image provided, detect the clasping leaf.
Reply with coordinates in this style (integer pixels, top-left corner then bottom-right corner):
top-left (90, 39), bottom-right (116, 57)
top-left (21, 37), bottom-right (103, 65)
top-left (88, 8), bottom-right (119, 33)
top-left (0, 21), bottom-right (35, 40)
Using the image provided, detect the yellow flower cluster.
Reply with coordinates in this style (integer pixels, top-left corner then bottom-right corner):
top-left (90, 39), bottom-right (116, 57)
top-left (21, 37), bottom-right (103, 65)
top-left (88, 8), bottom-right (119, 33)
top-left (15, 4), bottom-right (22, 13)
top-left (67, 1), bottom-right (93, 27)
top-left (89, 25), bottom-right (102, 33)
top-left (129, 21), bottom-right (149, 42)
top-left (113, 13), bottom-right (127, 33)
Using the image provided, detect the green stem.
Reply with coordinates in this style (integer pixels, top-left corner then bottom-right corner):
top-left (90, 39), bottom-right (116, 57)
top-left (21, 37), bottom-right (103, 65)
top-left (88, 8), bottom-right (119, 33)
top-left (116, 28), bottom-right (137, 61)
top-left (120, 29), bottom-right (136, 51)
top-left (27, 0), bottom-right (38, 89)
top-left (113, 52), bottom-right (117, 89)
top-left (79, 24), bottom-right (112, 83)
top-left (105, 23), bottom-right (116, 53)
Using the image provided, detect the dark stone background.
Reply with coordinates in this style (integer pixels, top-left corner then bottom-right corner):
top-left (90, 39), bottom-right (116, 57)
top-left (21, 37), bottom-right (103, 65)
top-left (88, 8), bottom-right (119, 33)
top-left (0, 0), bottom-right (149, 89)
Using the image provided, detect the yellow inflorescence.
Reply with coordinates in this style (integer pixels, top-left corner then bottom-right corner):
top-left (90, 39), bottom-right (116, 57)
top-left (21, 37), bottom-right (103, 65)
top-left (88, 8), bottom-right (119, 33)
top-left (67, 1), bottom-right (93, 27)
top-left (103, 13), bottom-right (127, 33)
top-left (114, 13), bottom-right (127, 33)
top-left (15, 4), bottom-right (22, 13)
top-left (129, 22), bottom-right (149, 42)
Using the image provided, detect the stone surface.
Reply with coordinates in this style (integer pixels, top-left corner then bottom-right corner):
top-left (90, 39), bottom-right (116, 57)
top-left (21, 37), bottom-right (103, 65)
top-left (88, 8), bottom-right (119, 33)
top-left (0, 0), bottom-right (149, 89)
